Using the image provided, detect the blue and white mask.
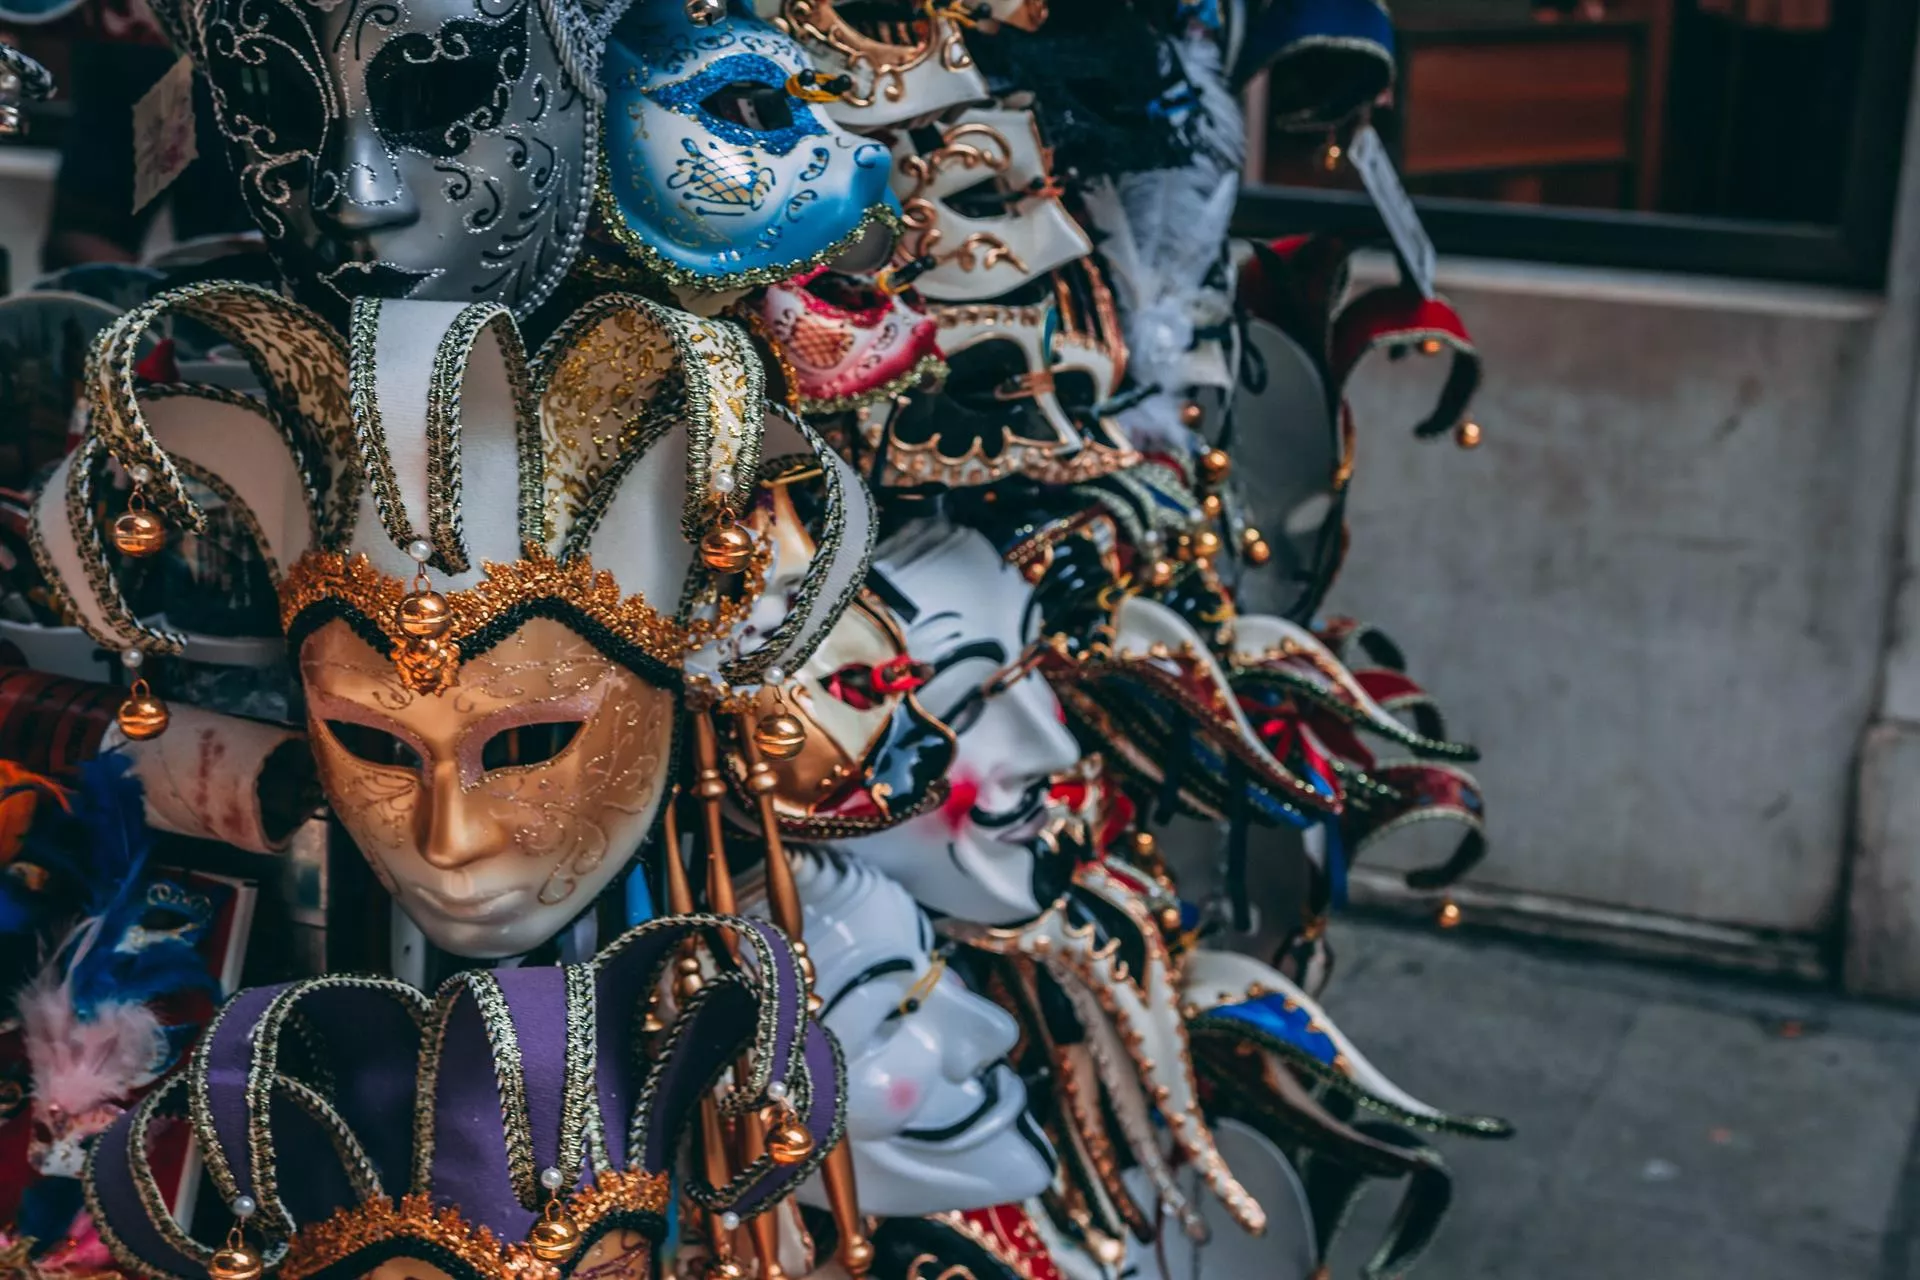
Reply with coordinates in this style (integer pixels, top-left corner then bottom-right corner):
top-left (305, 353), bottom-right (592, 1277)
top-left (598, 0), bottom-right (899, 289)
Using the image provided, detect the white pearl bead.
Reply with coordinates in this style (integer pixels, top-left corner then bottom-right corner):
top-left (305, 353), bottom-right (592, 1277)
top-left (232, 1195), bottom-right (257, 1218)
top-left (539, 1167), bottom-right (564, 1190)
top-left (712, 467), bottom-right (737, 494)
top-left (720, 1212), bottom-right (740, 1231)
top-left (121, 648), bottom-right (143, 670)
top-left (128, 463), bottom-right (153, 485)
top-left (765, 666), bottom-right (787, 686)
top-left (765, 1080), bottom-right (788, 1101)
top-left (406, 538), bottom-right (432, 563)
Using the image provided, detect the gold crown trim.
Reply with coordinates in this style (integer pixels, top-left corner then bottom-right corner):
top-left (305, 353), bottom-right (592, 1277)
top-left (279, 546), bottom-right (769, 695)
top-left (280, 1195), bottom-right (554, 1280)
top-left (279, 1175), bottom-right (671, 1280)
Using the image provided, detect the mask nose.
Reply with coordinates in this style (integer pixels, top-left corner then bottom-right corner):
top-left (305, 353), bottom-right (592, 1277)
top-left (314, 116), bottom-right (420, 236)
top-left (991, 676), bottom-right (1080, 781)
top-left (931, 976), bottom-right (1019, 1080)
top-left (416, 760), bottom-right (497, 871)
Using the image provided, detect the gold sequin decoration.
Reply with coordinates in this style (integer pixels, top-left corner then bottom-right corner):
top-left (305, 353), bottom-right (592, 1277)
top-left (280, 544), bottom-right (769, 694)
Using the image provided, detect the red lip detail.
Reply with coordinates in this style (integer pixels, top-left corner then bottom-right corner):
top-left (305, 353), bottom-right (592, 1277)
top-left (942, 773), bottom-right (980, 832)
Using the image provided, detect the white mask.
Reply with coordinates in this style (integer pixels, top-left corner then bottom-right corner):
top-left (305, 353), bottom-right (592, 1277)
top-left (781, 0), bottom-right (990, 130)
top-left (889, 106), bottom-right (1092, 302)
top-left (793, 852), bottom-right (1054, 1216)
top-left (841, 520), bottom-right (1082, 924)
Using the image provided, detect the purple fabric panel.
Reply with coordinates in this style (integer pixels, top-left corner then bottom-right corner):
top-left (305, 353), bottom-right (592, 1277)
top-left (590, 921), bottom-right (681, 1171)
top-left (428, 983), bottom-right (528, 1239)
top-left (291, 986), bottom-right (423, 1197)
top-left (199, 983), bottom-right (291, 1207)
top-left (87, 1099), bottom-right (205, 1279)
top-left (496, 967), bottom-right (570, 1184)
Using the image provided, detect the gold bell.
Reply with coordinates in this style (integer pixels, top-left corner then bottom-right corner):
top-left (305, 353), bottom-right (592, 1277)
top-left (1200, 492), bottom-right (1224, 518)
top-left (529, 1197), bottom-right (582, 1262)
top-left (396, 587), bottom-right (452, 639)
top-left (1242, 528), bottom-right (1273, 567)
top-left (1192, 529), bottom-right (1223, 561)
top-left (1144, 558), bottom-right (1175, 589)
top-left (1197, 448), bottom-right (1231, 486)
top-left (210, 1221), bottom-right (264, 1280)
top-left (766, 1105), bottom-right (815, 1166)
top-left (1179, 401), bottom-right (1205, 429)
top-left (117, 680), bottom-right (169, 741)
top-left (1158, 906), bottom-right (1183, 934)
top-left (209, 1244), bottom-right (263, 1280)
top-left (701, 522), bottom-right (756, 574)
top-left (754, 712), bottom-right (807, 761)
top-left (111, 507), bottom-right (167, 558)
top-left (709, 1262), bottom-right (748, 1280)
top-left (1454, 420), bottom-right (1484, 449)
top-left (1128, 830), bottom-right (1157, 860)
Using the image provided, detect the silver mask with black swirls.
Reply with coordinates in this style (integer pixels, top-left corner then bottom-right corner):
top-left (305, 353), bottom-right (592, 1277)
top-left (190, 0), bottom-right (596, 318)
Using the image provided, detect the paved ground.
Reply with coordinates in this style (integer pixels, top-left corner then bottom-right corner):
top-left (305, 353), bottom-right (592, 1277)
top-left (1314, 917), bottom-right (1920, 1280)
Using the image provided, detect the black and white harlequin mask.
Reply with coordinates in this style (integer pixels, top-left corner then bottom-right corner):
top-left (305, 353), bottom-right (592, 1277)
top-left (184, 0), bottom-right (609, 318)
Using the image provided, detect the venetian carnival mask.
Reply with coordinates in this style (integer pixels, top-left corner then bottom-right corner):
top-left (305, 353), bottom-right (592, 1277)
top-left (792, 852), bottom-right (1054, 1216)
top-left (781, 0), bottom-right (989, 130)
top-left (597, 0), bottom-right (899, 290)
top-left (757, 265), bottom-right (944, 413)
top-left (302, 618), bottom-right (673, 957)
top-left (838, 520), bottom-right (1083, 925)
top-left (178, 0), bottom-right (604, 317)
top-left (33, 285), bottom-right (872, 960)
top-left (729, 478), bottom-right (954, 838)
top-left (863, 294), bottom-right (1135, 490)
top-left (889, 106), bottom-right (1092, 302)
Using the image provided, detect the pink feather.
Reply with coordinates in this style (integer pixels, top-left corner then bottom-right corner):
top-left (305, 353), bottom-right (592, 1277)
top-left (18, 961), bottom-right (166, 1119)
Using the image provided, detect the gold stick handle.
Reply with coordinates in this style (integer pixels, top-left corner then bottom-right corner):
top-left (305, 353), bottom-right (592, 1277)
top-left (821, 1144), bottom-right (873, 1278)
top-left (691, 712), bottom-right (737, 913)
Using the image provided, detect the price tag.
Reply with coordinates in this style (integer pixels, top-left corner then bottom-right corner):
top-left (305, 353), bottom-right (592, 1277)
top-left (1348, 124), bottom-right (1435, 299)
top-left (132, 55), bottom-right (197, 213)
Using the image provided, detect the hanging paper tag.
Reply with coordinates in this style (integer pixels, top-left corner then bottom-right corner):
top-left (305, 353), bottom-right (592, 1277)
top-left (131, 55), bottom-right (197, 213)
top-left (1348, 124), bottom-right (1435, 300)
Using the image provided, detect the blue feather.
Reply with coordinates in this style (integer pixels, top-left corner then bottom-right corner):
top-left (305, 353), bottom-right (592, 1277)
top-left (48, 756), bottom-right (215, 1024)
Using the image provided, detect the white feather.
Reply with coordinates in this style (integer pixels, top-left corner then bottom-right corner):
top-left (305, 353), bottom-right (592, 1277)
top-left (1082, 26), bottom-right (1244, 459)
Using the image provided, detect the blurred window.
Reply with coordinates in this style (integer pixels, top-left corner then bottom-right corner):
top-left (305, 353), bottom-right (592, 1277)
top-left (1237, 0), bottom-right (1917, 288)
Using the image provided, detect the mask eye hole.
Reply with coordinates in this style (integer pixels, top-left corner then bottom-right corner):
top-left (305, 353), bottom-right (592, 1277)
top-left (366, 13), bottom-right (527, 157)
top-left (481, 722), bottom-right (583, 772)
top-left (699, 81), bottom-right (797, 134)
top-left (946, 340), bottom-right (1031, 414)
top-left (326, 721), bottom-right (424, 772)
top-left (213, 40), bottom-right (326, 159)
top-left (836, 0), bottom-right (929, 48)
top-left (944, 176), bottom-right (1018, 220)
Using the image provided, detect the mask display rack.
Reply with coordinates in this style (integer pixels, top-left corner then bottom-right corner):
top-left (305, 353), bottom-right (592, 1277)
top-left (0, 5), bottom-right (1511, 1280)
